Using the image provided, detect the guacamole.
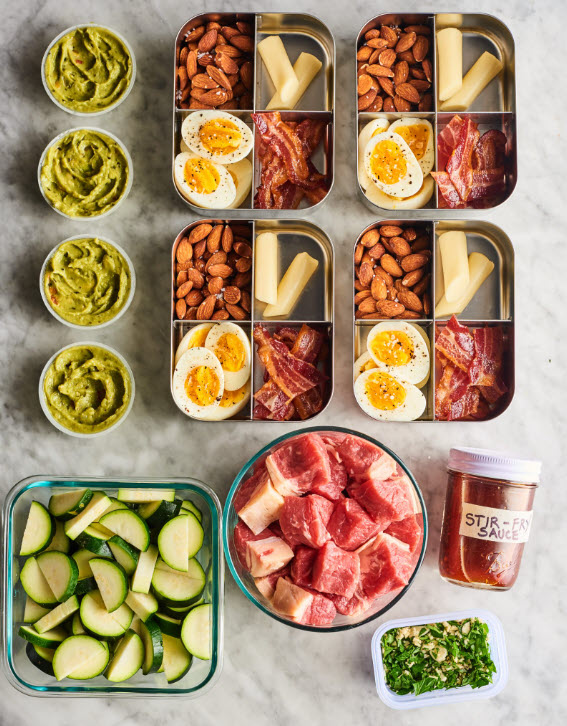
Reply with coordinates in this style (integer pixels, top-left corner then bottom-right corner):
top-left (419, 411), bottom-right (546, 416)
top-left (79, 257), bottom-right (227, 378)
top-left (44, 26), bottom-right (133, 113)
top-left (43, 345), bottom-right (132, 434)
top-left (44, 237), bottom-right (132, 326)
top-left (40, 129), bottom-right (130, 218)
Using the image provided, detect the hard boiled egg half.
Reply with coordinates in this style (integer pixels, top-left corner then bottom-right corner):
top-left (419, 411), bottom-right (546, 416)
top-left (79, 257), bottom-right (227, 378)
top-left (174, 151), bottom-right (236, 208)
top-left (354, 368), bottom-right (426, 422)
top-left (366, 322), bottom-right (430, 387)
top-left (389, 118), bottom-right (434, 176)
top-left (181, 111), bottom-right (253, 164)
top-left (173, 347), bottom-right (224, 419)
top-left (175, 324), bottom-right (213, 366)
top-left (364, 130), bottom-right (423, 198)
top-left (358, 118), bottom-right (390, 190)
top-left (205, 322), bottom-right (251, 391)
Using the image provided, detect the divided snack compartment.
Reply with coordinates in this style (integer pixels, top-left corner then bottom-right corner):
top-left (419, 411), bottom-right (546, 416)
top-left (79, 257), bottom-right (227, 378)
top-left (173, 12), bottom-right (335, 215)
top-left (1, 477), bottom-right (223, 697)
top-left (356, 13), bottom-right (516, 215)
top-left (353, 219), bottom-right (515, 421)
top-left (171, 219), bottom-right (334, 421)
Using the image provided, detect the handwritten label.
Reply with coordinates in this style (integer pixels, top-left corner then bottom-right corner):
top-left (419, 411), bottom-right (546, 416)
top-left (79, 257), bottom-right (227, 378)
top-left (459, 503), bottom-right (533, 543)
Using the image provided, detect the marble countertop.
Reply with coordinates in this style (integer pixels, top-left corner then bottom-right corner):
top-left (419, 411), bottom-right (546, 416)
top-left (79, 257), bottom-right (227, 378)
top-left (1, 0), bottom-right (565, 722)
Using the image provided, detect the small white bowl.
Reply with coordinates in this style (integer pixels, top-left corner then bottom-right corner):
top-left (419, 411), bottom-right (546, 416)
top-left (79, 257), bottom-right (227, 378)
top-left (40, 235), bottom-right (136, 330)
top-left (39, 341), bottom-right (135, 438)
top-left (37, 126), bottom-right (133, 220)
top-left (41, 23), bottom-right (136, 117)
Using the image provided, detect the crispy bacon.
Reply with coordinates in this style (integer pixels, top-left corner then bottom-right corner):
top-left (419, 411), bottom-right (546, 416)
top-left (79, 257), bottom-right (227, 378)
top-left (448, 386), bottom-right (480, 421)
top-left (446, 116), bottom-right (479, 201)
top-left (469, 327), bottom-right (504, 387)
top-left (437, 115), bottom-right (466, 169)
top-left (273, 327), bottom-right (299, 349)
top-left (430, 171), bottom-right (465, 208)
top-left (474, 130), bottom-right (507, 171)
top-left (290, 324), bottom-right (324, 364)
top-left (435, 316), bottom-right (475, 372)
top-left (253, 381), bottom-right (296, 421)
top-left (253, 112), bottom-right (309, 183)
top-left (293, 387), bottom-right (324, 420)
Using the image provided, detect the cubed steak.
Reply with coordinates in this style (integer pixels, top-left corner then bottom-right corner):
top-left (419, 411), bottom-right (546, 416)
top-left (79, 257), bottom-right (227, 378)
top-left (246, 536), bottom-right (294, 577)
top-left (327, 497), bottom-right (379, 551)
top-left (254, 566), bottom-right (290, 601)
top-left (233, 466), bottom-right (268, 513)
top-left (237, 470), bottom-right (284, 535)
top-left (334, 434), bottom-right (397, 483)
top-left (348, 473), bottom-right (415, 530)
top-left (234, 521), bottom-right (273, 569)
top-left (291, 546), bottom-right (317, 588)
top-left (358, 533), bottom-right (414, 599)
top-left (279, 494), bottom-right (334, 548)
top-left (385, 513), bottom-right (424, 556)
top-left (311, 541), bottom-right (360, 599)
top-left (329, 588), bottom-right (372, 617)
top-left (298, 588), bottom-right (337, 626)
top-left (272, 577), bottom-right (314, 620)
top-left (310, 443), bottom-right (348, 501)
top-left (269, 521), bottom-right (297, 552)
top-left (266, 433), bottom-right (331, 497)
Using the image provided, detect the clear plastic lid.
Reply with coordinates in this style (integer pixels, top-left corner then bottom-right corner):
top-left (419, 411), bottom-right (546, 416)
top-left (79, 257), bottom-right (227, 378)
top-left (448, 447), bottom-right (541, 484)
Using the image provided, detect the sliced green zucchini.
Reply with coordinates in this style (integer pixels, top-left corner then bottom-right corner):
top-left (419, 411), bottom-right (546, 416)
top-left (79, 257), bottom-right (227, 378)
top-left (131, 544), bottom-right (158, 594)
top-left (43, 521), bottom-right (71, 554)
top-left (117, 489), bottom-right (175, 504)
top-left (162, 633), bottom-right (192, 683)
top-left (75, 525), bottom-right (112, 556)
top-left (74, 576), bottom-right (97, 597)
top-left (20, 501), bottom-right (54, 556)
top-left (53, 635), bottom-right (109, 681)
top-left (158, 513), bottom-right (203, 572)
top-left (24, 596), bottom-right (51, 624)
top-left (18, 625), bottom-right (67, 648)
top-left (139, 499), bottom-right (182, 529)
top-left (162, 600), bottom-right (202, 618)
top-left (125, 590), bottom-right (158, 622)
top-left (90, 522), bottom-right (115, 538)
top-left (154, 613), bottom-right (181, 637)
top-left (26, 642), bottom-right (55, 676)
top-left (139, 616), bottom-right (164, 675)
top-left (99, 509), bottom-right (150, 551)
top-left (151, 558), bottom-right (206, 607)
top-left (180, 500), bottom-right (202, 522)
top-left (108, 535), bottom-right (139, 576)
top-left (20, 557), bottom-right (57, 606)
top-left (34, 595), bottom-right (79, 633)
top-left (106, 630), bottom-right (144, 682)
top-left (49, 489), bottom-right (93, 520)
top-left (64, 492), bottom-right (112, 540)
top-left (80, 591), bottom-right (133, 638)
top-left (129, 614), bottom-right (143, 636)
top-left (96, 497), bottom-right (128, 518)
top-left (71, 611), bottom-right (87, 635)
top-left (181, 603), bottom-right (212, 660)
top-left (90, 558), bottom-right (128, 613)
top-left (36, 551), bottom-right (78, 602)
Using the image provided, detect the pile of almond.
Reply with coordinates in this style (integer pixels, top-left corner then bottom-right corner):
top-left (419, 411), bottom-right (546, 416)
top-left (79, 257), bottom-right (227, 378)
top-left (355, 224), bottom-right (432, 319)
top-left (174, 222), bottom-right (252, 321)
top-left (176, 17), bottom-right (254, 110)
top-left (357, 23), bottom-right (432, 112)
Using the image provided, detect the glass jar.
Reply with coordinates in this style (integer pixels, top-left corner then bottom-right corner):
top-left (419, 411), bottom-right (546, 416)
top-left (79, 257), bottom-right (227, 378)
top-left (439, 448), bottom-right (541, 591)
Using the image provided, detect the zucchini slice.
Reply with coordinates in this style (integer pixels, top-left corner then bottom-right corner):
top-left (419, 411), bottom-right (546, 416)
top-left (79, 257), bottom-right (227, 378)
top-left (108, 535), bottom-right (139, 576)
top-left (20, 557), bottom-right (57, 606)
top-left (125, 590), bottom-right (158, 622)
top-left (90, 558), bottom-right (129, 613)
top-left (99, 509), bottom-right (150, 552)
top-left (64, 492), bottom-right (112, 540)
top-left (26, 642), bottom-right (55, 676)
top-left (90, 522), bottom-right (115, 538)
top-left (34, 595), bottom-right (80, 634)
top-left (162, 633), bottom-right (192, 683)
top-left (72, 549), bottom-right (103, 579)
top-left (180, 500), bottom-right (202, 522)
top-left (117, 489), bottom-right (175, 504)
top-left (139, 616), bottom-right (164, 675)
top-left (23, 596), bottom-right (51, 624)
top-left (151, 558), bottom-right (206, 607)
top-left (154, 613), bottom-right (181, 637)
top-left (162, 600), bottom-right (203, 618)
top-left (131, 544), bottom-right (158, 594)
top-left (158, 513), bottom-right (203, 572)
top-left (71, 611), bottom-right (87, 635)
top-left (20, 501), bottom-right (54, 556)
top-left (75, 576), bottom-right (97, 597)
top-left (80, 591), bottom-right (133, 638)
top-left (53, 635), bottom-right (109, 681)
top-left (96, 497), bottom-right (128, 518)
top-left (36, 551), bottom-right (78, 602)
top-left (49, 489), bottom-right (93, 520)
top-left (43, 521), bottom-right (71, 554)
top-left (106, 630), bottom-right (144, 682)
top-left (75, 526), bottom-right (112, 556)
top-left (181, 603), bottom-right (212, 660)
top-left (139, 499), bottom-right (182, 529)
top-left (19, 625), bottom-right (67, 648)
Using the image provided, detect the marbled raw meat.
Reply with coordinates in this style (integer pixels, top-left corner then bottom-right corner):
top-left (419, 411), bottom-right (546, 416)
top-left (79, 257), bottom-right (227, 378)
top-left (311, 541), bottom-right (360, 598)
top-left (234, 521), bottom-right (273, 569)
top-left (291, 546), bottom-right (317, 588)
top-left (327, 496), bottom-right (379, 550)
top-left (266, 433), bottom-right (331, 496)
top-left (358, 533), bottom-right (414, 599)
top-left (279, 494), bottom-right (334, 548)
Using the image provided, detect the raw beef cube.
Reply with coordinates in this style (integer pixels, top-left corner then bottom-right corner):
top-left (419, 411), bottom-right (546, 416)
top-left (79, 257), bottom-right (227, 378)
top-left (237, 471), bottom-right (284, 535)
top-left (234, 521), bottom-right (273, 569)
top-left (272, 577), bottom-right (313, 620)
top-left (269, 521), bottom-right (297, 552)
top-left (385, 513), bottom-right (424, 555)
top-left (311, 541), bottom-right (360, 598)
top-left (266, 433), bottom-right (331, 497)
top-left (298, 588), bottom-right (337, 626)
top-left (348, 475), bottom-right (414, 530)
top-left (233, 466), bottom-right (268, 513)
top-left (358, 533), bottom-right (414, 599)
top-left (328, 588), bottom-right (372, 617)
top-left (254, 565), bottom-right (290, 601)
top-left (246, 536), bottom-right (294, 577)
top-left (280, 494), bottom-right (334, 548)
top-left (334, 434), bottom-right (397, 482)
top-left (327, 497), bottom-right (379, 551)
top-left (291, 546), bottom-right (317, 588)
top-left (310, 444), bottom-right (347, 501)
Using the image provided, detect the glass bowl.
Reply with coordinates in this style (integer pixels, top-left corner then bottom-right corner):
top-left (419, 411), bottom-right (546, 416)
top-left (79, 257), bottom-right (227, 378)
top-left (223, 426), bottom-right (427, 632)
top-left (2, 476), bottom-right (223, 697)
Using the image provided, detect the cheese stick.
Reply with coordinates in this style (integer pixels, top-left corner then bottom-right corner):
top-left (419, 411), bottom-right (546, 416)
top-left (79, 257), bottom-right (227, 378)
top-left (263, 252), bottom-right (318, 318)
top-left (436, 28), bottom-right (463, 101)
top-left (435, 13), bottom-right (463, 29)
top-left (254, 232), bottom-right (279, 305)
top-left (435, 239), bottom-right (445, 305)
top-left (440, 51), bottom-right (503, 112)
top-left (266, 52), bottom-right (323, 110)
top-left (257, 35), bottom-right (299, 107)
top-left (435, 252), bottom-right (494, 317)
top-left (438, 230), bottom-right (469, 303)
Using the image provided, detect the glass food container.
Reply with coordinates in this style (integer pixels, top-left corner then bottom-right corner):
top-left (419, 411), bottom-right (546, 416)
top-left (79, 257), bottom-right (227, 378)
top-left (439, 448), bottom-right (541, 590)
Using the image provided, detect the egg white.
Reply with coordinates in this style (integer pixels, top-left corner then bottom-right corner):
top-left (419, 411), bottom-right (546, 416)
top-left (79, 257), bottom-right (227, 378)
top-left (389, 118), bottom-right (434, 176)
top-left (173, 347), bottom-right (225, 419)
top-left (358, 118), bottom-right (390, 190)
top-left (201, 380), bottom-right (251, 420)
top-left (174, 151), bottom-right (236, 209)
top-left (205, 322), bottom-right (251, 391)
top-left (227, 157), bottom-right (252, 209)
top-left (354, 368), bottom-right (426, 421)
top-left (181, 111), bottom-right (253, 165)
top-left (175, 324), bottom-right (214, 366)
top-left (364, 175), bottom-right (434, 210)
top-left (366, 322), bottom-right (430, 386)
top-left (353, 351), bottom-right (377, 382)
top-left (364, 130), bottom-right (423, 198)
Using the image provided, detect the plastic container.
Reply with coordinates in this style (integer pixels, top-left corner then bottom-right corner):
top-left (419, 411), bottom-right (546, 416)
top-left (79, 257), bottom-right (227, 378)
top-left (37, 127), bottom-right (133, 220)
top-left (41, 24), bottom-right (136, 116)
top-left (39, 342), bottom-right (135, 438)
top-left (40, 236), bottom-right (136, 330)
top-left (223, 426), bottom-right (427, 632)
top-left (371, 609), bottom-right (508, 709)
top-left (2, 476), bottom-right (223, 697)
top-left (439, 448), bottom-right (541, 590)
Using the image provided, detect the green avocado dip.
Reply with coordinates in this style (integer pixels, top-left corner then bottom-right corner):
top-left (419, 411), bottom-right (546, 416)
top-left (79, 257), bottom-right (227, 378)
top-left (44, 238), bottom-right (132, 326)
top-left (40, 129), bottom-right (130, 218)
top-left (44, 26), bottom-right (133, 113)
top-left (43, 345), bottom-right (132, 434)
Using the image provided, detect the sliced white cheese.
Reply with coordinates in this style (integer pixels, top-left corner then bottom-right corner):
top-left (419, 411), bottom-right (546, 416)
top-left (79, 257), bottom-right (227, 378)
top-left (255, 231), bottom-right (279, 304)
top-left (64, 492), bottom-right (112, 540)
top-left (438, 230), bottom-right (469, 302)
top-left (440, 51), bottom-right (503, 111)
top-left (266, 52), bottom-right (323, 110)
top-left (436, 28), bottom-right (463, 101)
top-left (238, 475), bottom-right (284, 535)
top-left (263, 252), bottom-right (319, 318)
top-left (435, 252), bottom-right (495, 317)
top-left (257, 35), bottom-right (299, 107)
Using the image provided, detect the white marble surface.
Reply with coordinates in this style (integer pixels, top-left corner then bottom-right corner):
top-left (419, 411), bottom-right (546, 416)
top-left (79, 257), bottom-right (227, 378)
top-left (1, 0), bottom-right (566, 722)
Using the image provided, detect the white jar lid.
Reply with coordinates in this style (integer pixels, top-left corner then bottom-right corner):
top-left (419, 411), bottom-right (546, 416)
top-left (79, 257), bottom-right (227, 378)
top-left (448, 447), bottom-right (541, 484)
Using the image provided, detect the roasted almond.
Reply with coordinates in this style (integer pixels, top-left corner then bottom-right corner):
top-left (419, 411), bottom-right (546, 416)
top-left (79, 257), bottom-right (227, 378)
top-left (176, 270), bottom-right (188, 287)
top-left (387, 285), bottom-right (398, 302)
top-left (368, 49), bottom-right (381, 65)
top-left (410, 67), bottom-right (427, 80)
top-left (367, 37), bottom-right (389, 50)
top-left (223, 286), bottom-right (241, 305)
top-left (423, 292), bottom-right (431, 316)
top-left (357, 45), bottom-right (373, 61)
top-left (404, 24), bottom-right (431, 35)
top-left (233, 271), bottom-right (251, 288)
top-left (188, 99), bottom-right (215, 110)
top-left (368, 242), bottom-right (386, 259)
top-left (179, 46), bottom-right (189, 66)
top-left (411, 235), bottom-right (430, 252)
top-left (396, 310), bottom-right (421, 320)
top-left (221, 225), bottom-right (233, 253)
top-left (374, 267), bottom-right (394, 286)
top-left (380, 225), bottom-right (404, 238)
top-left (378, 77), bottom-right (395, 97)
top-left (197, 294), bottom-right (216, 320)
top-left (205, 251), bottom-right (227, 272)
top-left (395, 31), bottom-right (416, 53)
top-left (185, 290), bottom-right (204, 307)
top-left (358, 262), bottom-right (374, 287)
top-left (230, 34), bottom-right (254, 52)
top-left (195, 258), bottom-right (207, 273)
top-left (175, 298), bottom-right (187, 319)
top-left (366, 64), bottom-right (394, 78)
top-left (380, 254), bottom-right (404, 277)
top-left (358, 73), bottom-right (373, 96)
top-left (418, 94), bottom-right (433, 112)
top-left (368, 96), bottom-right (384, 112)
top-left (355, 280), bottom-right (367, 292)
top-left (380, 25), bottom-right (399, 48)
top-left (410, 79), bottom-right (432, 92)
top-left (355, 289), bottom-right (372, 305)
top-left (208, 263), bottom-right (233, 278)
top-left (371, 275), bottom-right (388, 301)
top-left (198, 29), bottom-right (218, 52)
top-left (383, 97), bottom-right (395, 112)
top-left (207, 64), bottom-right (232, 91)
top-left (397, 288), bottom-right (423, 313)
top-left (358, 86), bottom-right (377, 110)
top-left (412, 274), bottom-right (430, 297)
top-left (378, 49), bottom-right (397, 68)
top-left (199, 88), bottom-right (230, 106)
top-left (184, 306), bottom-right (198, 320)
top-left (360, 228), bottom-right (381, 247)
top-left (216, 52), bottom-right (239, 75)
top-left (376, 300), bottom-right (405, 317)
top-left (422, 58), bottom-right (433, 82)
top-left (235, 257), bottom-right (251, 273)
top-left (176, 238), bottom-right (193, 264)
top-left (412, 35), bottom-right (429, 62)
top-left (240, 60), bottom-right (253, 90)
top-left (402, 268), bottom-right (424, 287)
top-left (206, 225), bottom-right (223, 253)
top-left (240, 290), bottom-right (251, 313)
top-left (178, 66), bottom-right (188, 90)
top-left (354, 243), bottom-right (364, 265)
top-left (395, 82), bottom-right (420, 104)
top-left (234, 240), bottom-right (252, 257)
top-left (192, 73), bottom-right (219, 89)
top-left (189, 223), bottom-right (212, 244)
top-left (389, 236), bottom-right (412, 257)
top-left (212, 309), bottom-right (230, 321)
top-left (358, 297), bottom-right (378, 315)
top-left (402, 227), bottom-right (417, 242)
top-left (186, 25), bottom-right (205, 43)
top-left (207, 276), bottom-right (223, 295)
top-left (401, 253), bottom-right (429, 272)
top-left (221, 25), bottom-right (239, 40)
top-left (393, 60), bottom-right (409, 86)
top-left (397, 50), bottom-right (416, 64)
top-left (187, 268), bottom-right (205, 288)
top-left (176, 280), bottom-right (194, 299)
top-left (225, 303), bottom-right (247, 320)
top-left (365, 29), bottom-right (381, 40)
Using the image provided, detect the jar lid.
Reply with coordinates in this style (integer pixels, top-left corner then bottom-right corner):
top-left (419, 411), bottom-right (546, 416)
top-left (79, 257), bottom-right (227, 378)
top-left (448, 447), bottom-right (542, 484)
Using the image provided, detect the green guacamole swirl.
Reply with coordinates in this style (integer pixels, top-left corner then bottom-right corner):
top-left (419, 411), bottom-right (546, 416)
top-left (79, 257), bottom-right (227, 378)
top-left (44, 26), bottom-right (133, 113)
top-left (40, 129), bottom-right (130, 218)
top-left (43, 345), bottom-right (132, 434)
top-left (44, 238), bottom-right (132, 326)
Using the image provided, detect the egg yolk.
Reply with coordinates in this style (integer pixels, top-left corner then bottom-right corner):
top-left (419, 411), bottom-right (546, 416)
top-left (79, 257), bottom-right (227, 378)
top-left (219, 383), bottom-right (248, 408)
top-left (370, 139), bottom-right (407, 185)
top-left (365, 371), bottom-right (407, 411)
top-left (185, 365), bottom-right (220, 406)
top-left (184, 158), bottom-right (220, 194)
top-left (394, 124), bottom-right (428, 161)
top-left (188, 327), bottom-right (211, 348)
top-left (199, 119), bottom-right (242, 156)
top-left (370, 331), bottom-right (414, 367)
top-left (213, 333), bottom-right (245, 372)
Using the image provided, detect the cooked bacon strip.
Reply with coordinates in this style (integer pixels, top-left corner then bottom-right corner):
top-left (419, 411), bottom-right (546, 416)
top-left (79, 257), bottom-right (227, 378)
top-left (253, 399), bottom-right (295, 421)
top-left (273, 327), bottom-right (299, 349)
top-left (448, 386), bottom-right (480, 421)
top-left (437, 115), bottom-right (466, 170)
top-left (273, 180), bottom-right (304, 209)
top-left (433, 168), bottom-right (506, 208)
top-left (253, 112), bottom-right (309, 183)
top-left (446, 116), bottom-right (479, 201)
top-left (295, 118), bottom-right (327, 158)
top-left (435, 316), bottom-right (475, 372)
top-left (469, 327), bottom-right (504, 387)
top-left (430, 171), bottom-right (465, 208)
top-left (293, 386), bottom-right (324, 420)
top-left (290, 324), bottom-right (324, 364)
top-left (435, 363), bottom-right (469, 420)
top-left (473, 130), bottom-right (507, 171)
